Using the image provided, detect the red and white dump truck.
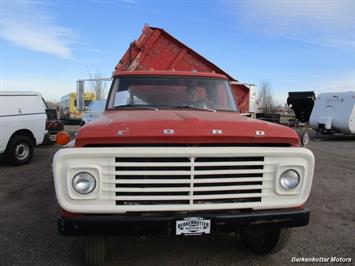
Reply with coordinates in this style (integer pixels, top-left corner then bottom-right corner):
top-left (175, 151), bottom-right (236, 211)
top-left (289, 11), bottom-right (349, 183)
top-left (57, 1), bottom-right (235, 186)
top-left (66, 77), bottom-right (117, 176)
top-left (53, 26), bottom-right (314, 264)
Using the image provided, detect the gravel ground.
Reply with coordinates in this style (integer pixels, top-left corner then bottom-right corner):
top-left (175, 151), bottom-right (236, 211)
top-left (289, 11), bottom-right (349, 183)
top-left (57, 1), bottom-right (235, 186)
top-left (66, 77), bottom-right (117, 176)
top-left (0, 126), bottom-right (354, 266)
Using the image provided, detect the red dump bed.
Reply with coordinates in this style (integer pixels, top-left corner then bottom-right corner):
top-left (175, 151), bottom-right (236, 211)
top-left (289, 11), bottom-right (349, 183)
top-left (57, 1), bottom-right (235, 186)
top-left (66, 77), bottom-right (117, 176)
top-left (114, 25), bottom-right (250, 113)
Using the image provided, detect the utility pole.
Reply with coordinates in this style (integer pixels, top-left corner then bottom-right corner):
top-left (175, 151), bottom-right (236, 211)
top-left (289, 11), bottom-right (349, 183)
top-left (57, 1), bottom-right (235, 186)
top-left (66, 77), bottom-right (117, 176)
top-left (76, 78), bottom-right (112, 111)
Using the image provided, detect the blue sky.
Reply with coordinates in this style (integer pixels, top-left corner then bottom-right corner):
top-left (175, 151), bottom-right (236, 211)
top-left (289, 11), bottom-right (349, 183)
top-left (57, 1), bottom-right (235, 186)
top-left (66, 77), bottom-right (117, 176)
top-left (1, 0), bottom-right (354, 103)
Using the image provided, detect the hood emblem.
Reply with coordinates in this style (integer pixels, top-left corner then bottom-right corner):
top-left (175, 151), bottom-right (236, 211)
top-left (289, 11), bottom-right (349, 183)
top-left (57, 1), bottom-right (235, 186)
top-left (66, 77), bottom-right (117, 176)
top-left (211, 129), bottom-right (223, 134)
top-left (163, 129), bottom-right (175, 134)
top-left (255, 130), bottom-right (265, 136)
top-left (116, 129), bottom-right (128, 136)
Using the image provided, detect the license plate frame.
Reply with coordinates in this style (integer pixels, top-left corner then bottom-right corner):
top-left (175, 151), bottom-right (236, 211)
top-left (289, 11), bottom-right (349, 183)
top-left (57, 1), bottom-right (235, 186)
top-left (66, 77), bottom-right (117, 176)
top-left (176, 217), bottom-right (211, 236)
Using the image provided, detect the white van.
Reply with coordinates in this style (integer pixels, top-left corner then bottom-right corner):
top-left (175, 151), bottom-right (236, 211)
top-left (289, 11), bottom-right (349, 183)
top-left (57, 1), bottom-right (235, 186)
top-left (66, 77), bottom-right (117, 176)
top-left (0, 92), bottom-right (47, 165)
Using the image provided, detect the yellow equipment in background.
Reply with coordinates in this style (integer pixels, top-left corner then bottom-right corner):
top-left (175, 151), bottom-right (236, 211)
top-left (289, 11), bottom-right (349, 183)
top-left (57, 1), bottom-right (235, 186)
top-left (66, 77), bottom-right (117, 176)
top-left (60, 92), bottom-right (96, 122)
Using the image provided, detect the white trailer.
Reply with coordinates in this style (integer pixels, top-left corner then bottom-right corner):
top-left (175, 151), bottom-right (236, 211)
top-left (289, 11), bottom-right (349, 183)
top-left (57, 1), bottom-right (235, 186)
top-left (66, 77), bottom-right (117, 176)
top-left (309, 91), bottom-right (355, 134)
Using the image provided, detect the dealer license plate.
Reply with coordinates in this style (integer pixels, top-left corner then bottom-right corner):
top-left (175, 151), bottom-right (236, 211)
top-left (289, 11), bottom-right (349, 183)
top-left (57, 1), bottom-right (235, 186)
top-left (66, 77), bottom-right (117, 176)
top-left (176, 217), bottom-right (211, 236)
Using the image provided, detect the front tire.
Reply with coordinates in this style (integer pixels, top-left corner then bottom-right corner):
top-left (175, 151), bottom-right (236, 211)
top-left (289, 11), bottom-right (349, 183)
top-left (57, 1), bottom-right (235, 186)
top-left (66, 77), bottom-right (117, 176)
top-left (4, 135), bottom-right (34, 166)
top-left (81, 237), bottom-right (107, 265)
top-left (240, 228), bottom-right (292, 255)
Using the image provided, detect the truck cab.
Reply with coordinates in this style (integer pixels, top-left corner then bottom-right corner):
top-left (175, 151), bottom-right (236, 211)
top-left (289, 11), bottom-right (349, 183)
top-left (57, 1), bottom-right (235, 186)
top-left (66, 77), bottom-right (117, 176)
top-left (53, 71), bottom-right (314, 264)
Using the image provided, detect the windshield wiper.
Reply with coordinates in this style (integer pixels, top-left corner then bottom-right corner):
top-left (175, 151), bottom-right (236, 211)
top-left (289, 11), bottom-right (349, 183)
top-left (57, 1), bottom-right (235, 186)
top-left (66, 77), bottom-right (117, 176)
top-left (171, 105), bottom-right (216, 112)
top-left (114, 104), bottom-right (158, 111)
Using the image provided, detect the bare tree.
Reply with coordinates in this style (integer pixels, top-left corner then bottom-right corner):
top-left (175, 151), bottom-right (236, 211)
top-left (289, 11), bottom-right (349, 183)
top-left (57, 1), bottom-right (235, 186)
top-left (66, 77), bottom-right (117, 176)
top-left (88, 71), bottom-right (108, 100)
top-left (45, 100), bottom-right (60, 109)
top-left (258, 80), bottom-right (275, 114)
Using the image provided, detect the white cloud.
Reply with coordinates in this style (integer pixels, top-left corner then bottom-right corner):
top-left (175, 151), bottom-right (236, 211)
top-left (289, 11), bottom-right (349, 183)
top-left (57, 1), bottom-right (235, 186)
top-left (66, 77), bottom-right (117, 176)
top-left (232, 0), bottom-right (355, 51)
top-left (0, 0), bottom-right (76, 59)
top-left (316, 71), bottom-right (355, 93)
top-left (119, 0), bottom-right (138, 4)
top-left (87, 0), bottom-right (138, 5)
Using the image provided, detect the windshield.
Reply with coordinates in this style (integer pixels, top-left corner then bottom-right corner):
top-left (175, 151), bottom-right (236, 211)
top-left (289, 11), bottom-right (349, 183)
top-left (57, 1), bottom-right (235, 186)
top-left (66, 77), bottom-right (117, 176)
top-left (107, 76), bottom-right (238, 112)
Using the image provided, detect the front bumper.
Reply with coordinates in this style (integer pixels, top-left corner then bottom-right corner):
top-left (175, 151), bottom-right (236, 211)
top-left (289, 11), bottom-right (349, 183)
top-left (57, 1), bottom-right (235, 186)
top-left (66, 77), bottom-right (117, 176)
top-left (58, 208), bottom-right (309, 236)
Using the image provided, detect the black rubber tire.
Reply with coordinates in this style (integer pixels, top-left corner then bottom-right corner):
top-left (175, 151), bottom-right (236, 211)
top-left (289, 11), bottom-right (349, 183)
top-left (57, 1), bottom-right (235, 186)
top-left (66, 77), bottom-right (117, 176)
top-left (47, 140), bottom-right (56, 145)
top-left (42, 134), bottom-right (56, 145)
top-left (240, 228), bottom-right (292, 255)
top-left (81, 237), bottom-right (106, 265)
top-left (4, 135), bottom-right (34, 166)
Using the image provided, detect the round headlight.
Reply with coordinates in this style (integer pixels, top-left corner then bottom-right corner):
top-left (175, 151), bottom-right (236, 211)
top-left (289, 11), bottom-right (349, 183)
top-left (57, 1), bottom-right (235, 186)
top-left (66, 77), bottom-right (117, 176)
top-left (280, 169), bottom-right (300, 190)
top-left (72, 172), bottom-right (96, 194)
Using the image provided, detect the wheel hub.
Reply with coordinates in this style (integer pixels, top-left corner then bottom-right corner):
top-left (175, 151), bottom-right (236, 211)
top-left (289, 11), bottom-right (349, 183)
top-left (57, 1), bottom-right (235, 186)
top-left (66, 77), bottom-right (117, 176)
top-left (15, 143), bottom-right (29, 160)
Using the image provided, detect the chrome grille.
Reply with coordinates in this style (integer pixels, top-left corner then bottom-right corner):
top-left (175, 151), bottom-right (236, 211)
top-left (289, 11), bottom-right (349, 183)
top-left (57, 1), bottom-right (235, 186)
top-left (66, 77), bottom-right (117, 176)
top-left (114, 156), bottom-right (264, 206)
